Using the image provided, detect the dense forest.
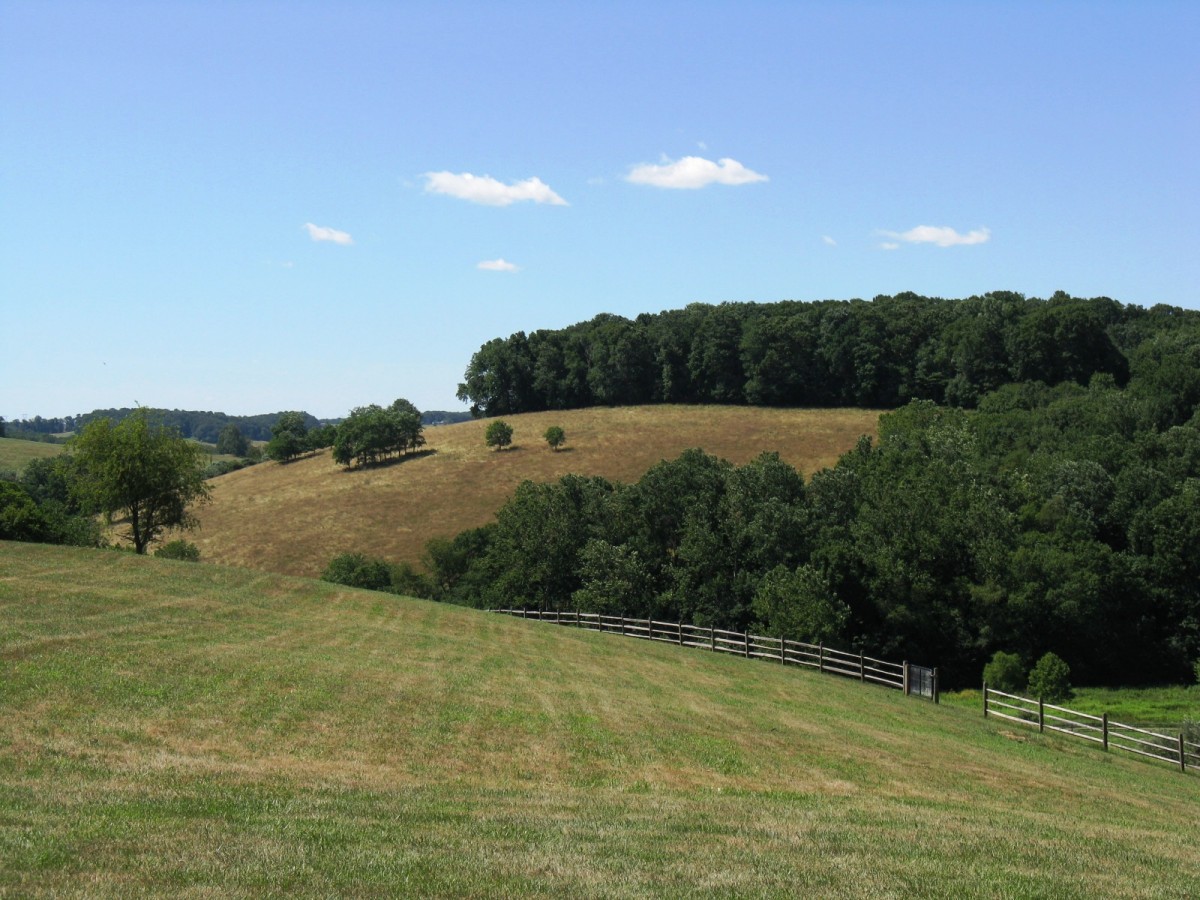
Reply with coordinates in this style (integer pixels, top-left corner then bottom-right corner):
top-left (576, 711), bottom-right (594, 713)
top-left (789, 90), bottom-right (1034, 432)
top-left (456, 291), bottom-right (1182, 416)
top-left (431, 292), bottom-right (1200, 689)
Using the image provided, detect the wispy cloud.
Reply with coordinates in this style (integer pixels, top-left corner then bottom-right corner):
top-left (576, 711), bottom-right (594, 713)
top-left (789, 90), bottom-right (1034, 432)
top-left (879, 225), bottom-right (991, 247)
top-left (304, 222), bottom-right (353, 245)
top-left (822, 235), bottom-right (837, 247)
top-left (880, 242), bottom-right (900, 251)
top-left (477, 258), bottom-right (520, 272)
top-left (424, 172), bottom-right (568, 206)
top-left (626, 155), bottom-right (768, 189)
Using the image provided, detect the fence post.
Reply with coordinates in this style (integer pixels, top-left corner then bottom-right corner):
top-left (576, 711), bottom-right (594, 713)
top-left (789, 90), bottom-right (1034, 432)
top-left (556, 609), bottom-right (561, 625)
top-left (1038, 697), bottom-right (1044, 733)
top-left (620, 616), bottom-right (626, 636)
top-left (647, 617), bottom-right (652, 639)
top-left (1102, 713), bottom-right (1109, 751)
top-left (983, 681), bottom-right (989, 718)
top-left (932, 668), bottom-right (939, 704)
top-left (1180, 734), bottom-right (1187, 773)
top-left (678, 621), bottom-right (684, 646)
top-left (819, 643), bottom-right (825, 674)
top-left (859, 652), bottom-right (865, 682)
top-left (710, 626), bottom-right (716, 652)
top-left (904, 662), bottom-right (910, 696)
top-left (522, 606), bottom-right (527, 619)
top-left (743, 631), bottom-right (750, 658)
top-left (780, 636), bottom-right (785, 664)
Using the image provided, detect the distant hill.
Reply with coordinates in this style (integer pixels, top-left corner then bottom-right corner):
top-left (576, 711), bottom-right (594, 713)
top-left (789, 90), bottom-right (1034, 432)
top-left (3, 541), bottom-right (1197, 895)
top-left (192, 405), bottom-right (881, 578)
top-left (0, 436), bottom-right (63, 474)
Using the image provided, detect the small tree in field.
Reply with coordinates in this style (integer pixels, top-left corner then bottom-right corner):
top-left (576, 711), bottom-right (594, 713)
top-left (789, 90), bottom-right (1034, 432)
top-left (68, 408), bottom-right (210, 554)
top-left (982, 651), bottom-right (1026, 693)
top-left (485, 420), bottom-right (513, 451)
top-left (543, 425), bottom-right (566, 451)
top-left (1027, 652), bottom-right (1073, 702)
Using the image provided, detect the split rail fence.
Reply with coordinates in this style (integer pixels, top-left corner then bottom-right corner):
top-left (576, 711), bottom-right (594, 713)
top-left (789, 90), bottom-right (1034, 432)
top-left (983, 683), bottom-right (1200, 774)
top-left (490, 608), bottom-right (937, 701)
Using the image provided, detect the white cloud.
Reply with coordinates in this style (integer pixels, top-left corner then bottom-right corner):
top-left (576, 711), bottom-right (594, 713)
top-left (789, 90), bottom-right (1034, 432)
top-left (424, 172), bottom-right (568, 206)
top-left (822, 235), bottom-right (837, 246)
top-left (879, 225), bottom-right (991, 247)
top-left (626, 155), bottom-right (768, 189)
top-left (304, 222), bottom-right (353, 245)
top-left (880, 242), bottom-right (901, 251)
top-left (477, 258), bottom-right (520, 272)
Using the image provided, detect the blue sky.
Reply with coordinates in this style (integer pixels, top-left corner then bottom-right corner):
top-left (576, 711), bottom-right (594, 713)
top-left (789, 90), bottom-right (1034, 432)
top-left (3, 1), bottom-right (1197, 420)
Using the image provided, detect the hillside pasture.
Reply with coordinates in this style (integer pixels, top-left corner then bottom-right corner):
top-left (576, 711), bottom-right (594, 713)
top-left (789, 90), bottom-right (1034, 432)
top-left (192, 405), bottom-right (880, 578)
top-left (1, 543), bottom-right (1198, 896)
top-left (0, 437), bottom-right (62, 474)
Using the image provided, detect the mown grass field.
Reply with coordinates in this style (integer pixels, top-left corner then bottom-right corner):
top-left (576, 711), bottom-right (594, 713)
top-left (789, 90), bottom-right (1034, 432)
top-left (192, 405), bottom-right (881, 578)
top-left (2, 542), bottom-right (1198, 897)
top-left (0, 436), bottom-right (62, 474)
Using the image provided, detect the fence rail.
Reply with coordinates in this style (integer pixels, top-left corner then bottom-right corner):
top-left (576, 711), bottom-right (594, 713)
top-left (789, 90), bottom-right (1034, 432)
top-left (983, 683), bottom-right (1200, 774)
top-left (489, 609), bottom-right (936, 701)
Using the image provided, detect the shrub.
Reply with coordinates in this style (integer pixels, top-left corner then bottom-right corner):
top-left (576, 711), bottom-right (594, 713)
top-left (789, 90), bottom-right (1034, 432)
top-left (543, 425), bottom-right (566, 451)
top-left (982, 651), bottom-right (1026, 693)
top-left (154, 540), bottom-right (201, 561)
top-left (322, 552), bottom-right (393, 591)
top-left (1027, 652), bottom-right (1073, 702)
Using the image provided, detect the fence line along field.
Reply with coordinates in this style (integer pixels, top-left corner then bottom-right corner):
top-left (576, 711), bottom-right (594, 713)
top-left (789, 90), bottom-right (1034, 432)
top-left (191, 405), bottom-right (881, 578)
top-left (3, 542), bottom-right (1199, 896)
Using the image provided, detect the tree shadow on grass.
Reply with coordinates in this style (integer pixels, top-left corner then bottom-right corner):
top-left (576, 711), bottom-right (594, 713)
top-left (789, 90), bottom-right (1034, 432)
top-left (338, 448), bottom-right (438, 472)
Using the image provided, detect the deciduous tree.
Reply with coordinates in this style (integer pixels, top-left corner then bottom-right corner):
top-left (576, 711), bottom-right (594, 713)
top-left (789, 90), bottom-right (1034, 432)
top-left (68, 408), bottom-right (210, 554)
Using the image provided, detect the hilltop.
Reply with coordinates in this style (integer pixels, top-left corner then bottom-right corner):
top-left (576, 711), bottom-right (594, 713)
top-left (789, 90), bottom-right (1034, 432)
top-left (193, 405), bottom-right (880, 578)
top-left (2, 542), bottom-right (1197, 895)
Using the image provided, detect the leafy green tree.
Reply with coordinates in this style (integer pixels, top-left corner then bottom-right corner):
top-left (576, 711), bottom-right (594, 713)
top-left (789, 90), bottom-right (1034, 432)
top-left (67, 408), bottom-right (211, 554)
top-left (0, 416), bottom-right (6, 437)
top-left (485, 420), bottom-right (514, 451)
top-left (544, 425), bottom-right (566, 451)
top-left (1027, 652), bottom-right (1073, 702)
top-left (215, 423), bottom-right (249, 456)
top-left (0, 481), bottom-right (50, 542)
top-left (266, 411), bottom-right (309, 462)
top-left (751, 564), bottom-right (849, 644)
top-left (982, 651), bottom-right (1026, 692)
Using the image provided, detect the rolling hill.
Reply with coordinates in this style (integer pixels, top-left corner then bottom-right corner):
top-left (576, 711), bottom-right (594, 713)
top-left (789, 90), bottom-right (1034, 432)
top-left (192, 405), bottom-right (882, 578)
top-left (0, 436), bottom-right (62, 474)
top-left (2, 542), bottom-right (1197, 896)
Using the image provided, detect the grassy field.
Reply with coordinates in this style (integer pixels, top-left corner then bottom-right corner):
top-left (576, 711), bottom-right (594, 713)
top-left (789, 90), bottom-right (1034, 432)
top-left (192, 405), bottom-right (881, 578)
top-left (944, 684), bottom-right (1199, 733)
top-left (2, 542), bottom-right (1198, 897)
top-left (0, 436), bottom-right (62, 474)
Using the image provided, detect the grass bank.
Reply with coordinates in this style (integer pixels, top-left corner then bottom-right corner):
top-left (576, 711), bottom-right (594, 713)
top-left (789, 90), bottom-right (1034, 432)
top-left (2, 543), bottom-right (1198, 896)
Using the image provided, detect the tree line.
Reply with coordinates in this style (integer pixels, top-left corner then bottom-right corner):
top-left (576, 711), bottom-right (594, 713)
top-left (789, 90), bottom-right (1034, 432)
top-left (456, 291), bottom-right (1194, 417)
top-left (408, 377), bottom-right (1200, 690)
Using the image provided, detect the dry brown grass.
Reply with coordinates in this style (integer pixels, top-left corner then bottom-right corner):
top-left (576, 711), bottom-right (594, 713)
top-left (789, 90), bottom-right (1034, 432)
top-left (191, 405), bottom-right (880, 578)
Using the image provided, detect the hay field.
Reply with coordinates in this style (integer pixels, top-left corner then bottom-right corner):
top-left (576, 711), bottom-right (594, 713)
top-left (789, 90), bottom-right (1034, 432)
top-left (3, 542), bottom-right (1198, 897)
top-left (192, 405), bottom-right (880, 578)
top-left (0, 437), bottom-right (62, 474)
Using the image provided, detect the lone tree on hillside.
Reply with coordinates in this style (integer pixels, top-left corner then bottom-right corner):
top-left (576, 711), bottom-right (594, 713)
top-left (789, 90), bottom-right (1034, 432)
top-left (68, 408), bottom-right (211, 554)
top-left (485, 419), bottom-right (514, 451)
top-left (543, 425), bottom-right (566, 451)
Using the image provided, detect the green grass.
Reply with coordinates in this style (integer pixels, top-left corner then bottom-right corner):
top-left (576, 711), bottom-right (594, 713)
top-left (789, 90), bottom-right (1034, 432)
top-left (2, 542), bottom-right (1199, 897)
top-left (944, 685), bottom-right (1199, 732)
top-left (0, 436), bottom-right (62, 474)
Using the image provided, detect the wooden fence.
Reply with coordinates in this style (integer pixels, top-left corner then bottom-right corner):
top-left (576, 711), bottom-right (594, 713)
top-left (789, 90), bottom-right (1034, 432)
top-left (983, 683), bottom-right (1200, 774)
top-left (489, 608), bottom-right (937, 701)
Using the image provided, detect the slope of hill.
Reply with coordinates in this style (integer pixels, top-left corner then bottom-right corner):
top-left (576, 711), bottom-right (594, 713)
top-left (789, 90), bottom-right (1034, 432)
top-left (0, 436), bottom-right (62, 474)
top-left (193, 405), bottom-right (881, 578)
top-left (2, 543), bottom-right (1197, 896)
